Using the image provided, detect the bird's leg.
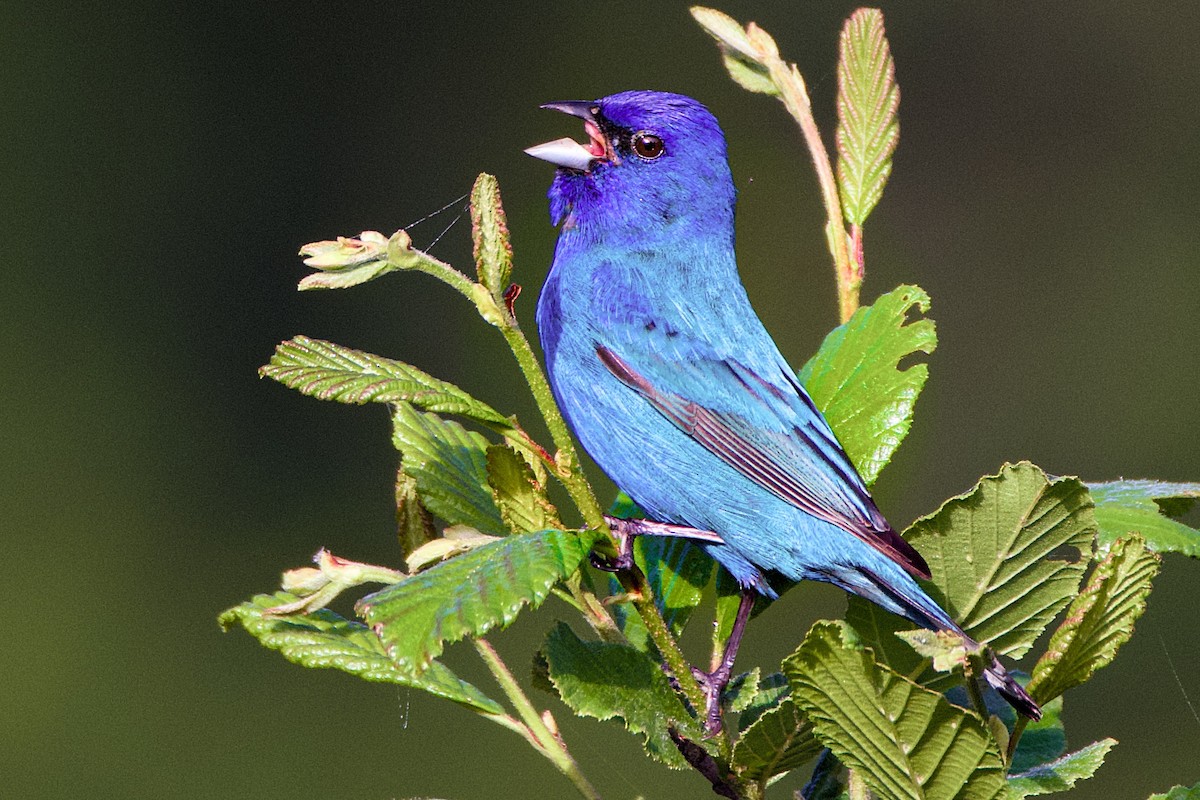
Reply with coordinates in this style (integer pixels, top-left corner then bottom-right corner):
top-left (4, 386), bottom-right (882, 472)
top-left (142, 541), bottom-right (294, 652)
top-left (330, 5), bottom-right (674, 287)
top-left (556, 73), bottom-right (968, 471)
top-left (592, 516), bottom-right (728, 573)
top-left (695, 589), bottom-right (755, 736)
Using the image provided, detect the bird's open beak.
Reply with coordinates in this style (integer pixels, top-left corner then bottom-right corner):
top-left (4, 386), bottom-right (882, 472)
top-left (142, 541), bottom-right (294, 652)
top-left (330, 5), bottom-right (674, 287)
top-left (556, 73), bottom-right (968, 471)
top-left (525, 101), bottom-right (610, 171)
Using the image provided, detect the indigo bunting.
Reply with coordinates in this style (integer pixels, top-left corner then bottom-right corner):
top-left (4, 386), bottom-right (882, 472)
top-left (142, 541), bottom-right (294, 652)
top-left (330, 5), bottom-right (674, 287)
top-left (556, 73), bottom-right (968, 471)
top-left (527, 91), bottom-right (1039, 729)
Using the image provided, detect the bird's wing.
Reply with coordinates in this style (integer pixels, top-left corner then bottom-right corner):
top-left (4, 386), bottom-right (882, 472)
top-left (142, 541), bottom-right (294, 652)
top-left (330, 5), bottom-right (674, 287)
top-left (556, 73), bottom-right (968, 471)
top-left (594, 341), bottom-right (931, 580)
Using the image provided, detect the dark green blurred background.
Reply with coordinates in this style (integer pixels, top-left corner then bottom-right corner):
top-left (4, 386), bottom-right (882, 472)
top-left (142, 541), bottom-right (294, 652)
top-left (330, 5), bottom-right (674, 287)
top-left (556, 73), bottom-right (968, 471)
top-left (5, 2), bottom-right (1198, 798)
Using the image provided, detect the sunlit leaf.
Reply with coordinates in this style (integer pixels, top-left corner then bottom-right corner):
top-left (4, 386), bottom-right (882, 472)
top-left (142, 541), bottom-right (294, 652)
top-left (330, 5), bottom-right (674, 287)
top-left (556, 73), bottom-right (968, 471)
top-left (1148, 783), bottom-right (1200, 800)
top-left (849, 463), bottom-right (1095, 684)
top-left (1089, 479), bottom-right (1200, 557)
top-left (542, 622), bottom-right (702, 768)
top-left (261, 336), bottom-right (511, 429)
top-left (1006, 739), bottom-right (1115, 798)
top-left (1028, 535), bottom-right (1159, 703)
top-left (391, 402), bottom-right (506, 534)
top-left (798, 285), bottom-right (936, 485)
top-left (1009, 695), bottom-right (1065, 773)
top-left (836, 8), bottom-right (900, 225)
top-left (785, 621), bottom-right (1006, 800)
top-left (220, 592), bottom-right (503, 715)
top-left (731, 698), bottom-right (820, 786)
top-left (358, 529), bottom-right (597, 675)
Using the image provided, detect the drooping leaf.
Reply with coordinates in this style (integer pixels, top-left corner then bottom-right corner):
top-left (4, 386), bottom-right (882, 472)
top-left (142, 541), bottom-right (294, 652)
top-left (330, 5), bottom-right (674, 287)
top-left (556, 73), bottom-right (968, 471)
top-left (391, 402), bottom-right (507, 535)
top-left (542, 622), bottom-right (702, 769)
top-left (785, 621), bottom-right (1007, 800)
top-left (1028, 535), bottom-right (1160, 704)
top-left (1089, 479), bottom-right (1200, 557)
top-left (1006, 739), bottom-right (1115, 798)
top-left (486, 443), bottom-right (560, 534)
top-left (1148, 783), bottom-right (1200, 800)
top-left (261, 336), bottom-right (512, 429)
top-left (691, 8), bottom-right (780, 96)
top-left (358, 529), bottom-right (598, 675)
top-left (470, 173), bottom-right (513, 299)
top-left (396, 465), bottom-right (436, 556)
top-left (220, 592), bottom-right (503, 716)
top-left (798, 285), bottom-right (937, 485)
top-left (731, 698), bottom-right (820, 786)
top-left (1009, 695), bottom-right (1066, 773)
top-left (836, 8), bottom-right (900, 226)
top-left (849, 463), bottom-right (1095, 683)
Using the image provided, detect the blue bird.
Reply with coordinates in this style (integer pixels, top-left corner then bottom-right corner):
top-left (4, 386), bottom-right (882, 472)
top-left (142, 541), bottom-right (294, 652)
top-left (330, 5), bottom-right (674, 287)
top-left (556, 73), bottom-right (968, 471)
top-left (526, 90), bottom-right (1039, 731)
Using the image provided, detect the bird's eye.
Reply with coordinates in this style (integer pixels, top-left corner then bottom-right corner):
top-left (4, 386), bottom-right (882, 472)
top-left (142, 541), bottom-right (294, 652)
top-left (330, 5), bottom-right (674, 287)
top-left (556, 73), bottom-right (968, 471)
top-left (632, 132), bottom-right (665, 160)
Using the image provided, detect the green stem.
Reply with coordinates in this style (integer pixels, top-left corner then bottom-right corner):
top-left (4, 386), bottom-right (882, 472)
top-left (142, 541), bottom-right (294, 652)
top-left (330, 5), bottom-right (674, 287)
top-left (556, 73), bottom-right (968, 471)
top-left (963, 658), bottom-right (991, 722)
top-left (1007, 716), bottom-right (1030, 762)
top-left (763, 57), bottom-right (859, 323)
top-left (474, 638), bottom-right (602, 800)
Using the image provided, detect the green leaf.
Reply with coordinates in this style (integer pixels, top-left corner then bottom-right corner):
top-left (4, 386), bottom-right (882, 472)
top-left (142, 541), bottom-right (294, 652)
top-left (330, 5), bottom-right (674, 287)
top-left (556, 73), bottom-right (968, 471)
top-left (1009, 695), bottom-right (1065, 773)
top-left (542, 622), bottom-right (702, 769)
top-left (358, 529), bottom-right (598, 675)
top-left (785, 621), bottom-right (1007, 800)
top-left (470, 173), bottom-right (513, 299)
top-left (836, 8), bottom-right (900, 225)
top-left (798, 285), bottom-right (937, 485)
top-left (396, 465), bottom-right (436, 556)
top-left (220, 592), bottom-right (503, 716)
top-left (1006, 739), bottom-right (1115, 798)
top-left (486, 444), bottom-right (560, 534)
top-left (1028, 535), bottom-right (1160, 703)
top-left (691, 7), bottom-right (780, 96)
top-left (297, 259), bottom-right (392, 290)
top-left (738, 671), bottom-right (790, 731)
top-left (724, 667), bottom-right (763, 715)
top-left (731, 698), bottom-right (820, 786)
top-left (849, 463), bottom-right (1095, 682)
top-left (261, 336), bottom-right (512, 429)
top-left (1149, 783), bottom-right (1200, 800)
top-left (391, 402), bottom-right (507, 535)
top-left (1089, 479), bottom-right (1200, 557)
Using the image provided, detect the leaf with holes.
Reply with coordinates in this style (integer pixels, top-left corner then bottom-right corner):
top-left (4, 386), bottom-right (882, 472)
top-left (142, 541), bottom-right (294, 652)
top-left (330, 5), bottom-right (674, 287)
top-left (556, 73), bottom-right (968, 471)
top-left (798, 285), bottom-right (936, 485)
top-left (1028, 535), bottom-right (1159, 704)
top-left (542, 622), bottom-right (703, 769)
top-left (261, 336), bottom-right (511, 429)
top-left (1089, 479), bottom-right (1200, 557)
top-left (220, 592), bottom-right (503, 715)
top-left (391, 402), bottom-right (507, 535)
top-left (785, 621), bottom-right (1007, 800)
top-left (848, 462), bottom-right (1095, 688)
top-left (1006, 739), bottom-right (1115, 798)
top-left (358, 529), bottom-right (597, 675)
top-left (836, 8), bottom-right (899, 226)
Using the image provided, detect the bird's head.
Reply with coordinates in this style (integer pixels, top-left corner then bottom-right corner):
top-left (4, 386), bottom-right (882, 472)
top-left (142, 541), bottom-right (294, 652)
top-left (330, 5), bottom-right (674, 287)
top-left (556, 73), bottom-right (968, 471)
top-left (526, 90), bottom-right (735, 236)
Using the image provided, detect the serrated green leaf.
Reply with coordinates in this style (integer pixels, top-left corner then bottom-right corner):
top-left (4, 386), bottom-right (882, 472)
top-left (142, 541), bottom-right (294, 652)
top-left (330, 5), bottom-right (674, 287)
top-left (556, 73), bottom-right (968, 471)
top-left (738, 671), bottom-right (790, 731)
top-left (785, 621), bottom-right (1007, 800)
top-left (1006, 739), bottom-right (1115, 798)
top-left (1028, 535), bottom-right (1159, 703)
top-left (724, 667), bottom-right (763, 715)
top-left (721, 53), bottom-right (779, 96)
top-left (1089, 480), bottom-right (1200, 557)
top-left (849, 463), bottom-right (1095, 683)
top-left (836, 8), bottom-right (899, 225)
top-left (396, 465), bottom-right (436, 556)
top-left (470, 173), bottom-right (513, 298)
top-left (732, 698), bottom-right (820, 786)
top-left (1009, 695), bottom-right (1066, 774)
top-left (542, 622), bottom-right (702, 768)
top-left (220, 592), bottom-right (503, 715)
top-left (261, 336), bottom-right (511, 429)
top-left (358, 529), bottom-right (597, 675)
top-left (798, 285), bottom-right (936, 485)
top-left (391, 402), bottom-right (507, 535)
top-left (486, 443), bottom-right (560, 534)
top-left (1148, 783), bottom-right (1200, 800)
top-left (297, 259), bottom-right (392, 290)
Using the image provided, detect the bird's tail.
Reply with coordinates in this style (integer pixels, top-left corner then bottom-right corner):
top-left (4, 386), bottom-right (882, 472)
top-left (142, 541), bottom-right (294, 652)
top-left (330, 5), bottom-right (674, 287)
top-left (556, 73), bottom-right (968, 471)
top-left (852, 566), bottom-right (1042, 721)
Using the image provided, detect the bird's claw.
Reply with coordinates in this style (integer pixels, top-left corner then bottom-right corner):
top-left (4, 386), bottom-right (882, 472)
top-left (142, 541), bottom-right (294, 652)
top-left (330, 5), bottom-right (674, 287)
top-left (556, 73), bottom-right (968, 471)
top-left (692, 666), bottom-right (732, 737)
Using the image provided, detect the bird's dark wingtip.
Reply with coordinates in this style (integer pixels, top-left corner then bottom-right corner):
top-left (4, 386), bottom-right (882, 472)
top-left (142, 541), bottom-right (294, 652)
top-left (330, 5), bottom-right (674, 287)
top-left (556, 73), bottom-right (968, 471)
top-left (983, 654), bottom-right (1042, 720)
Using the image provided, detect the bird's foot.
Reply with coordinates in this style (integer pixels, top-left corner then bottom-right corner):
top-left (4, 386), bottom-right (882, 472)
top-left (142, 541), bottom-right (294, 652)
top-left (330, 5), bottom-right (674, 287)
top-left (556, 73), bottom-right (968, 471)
top-left (589, 518), bottom-right (637, 572)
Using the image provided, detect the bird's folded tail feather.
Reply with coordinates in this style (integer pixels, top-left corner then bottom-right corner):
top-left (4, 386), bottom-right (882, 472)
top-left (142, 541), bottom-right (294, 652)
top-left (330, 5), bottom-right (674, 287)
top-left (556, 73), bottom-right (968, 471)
top-left (854, 566), bottom-right (1042, 720)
